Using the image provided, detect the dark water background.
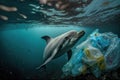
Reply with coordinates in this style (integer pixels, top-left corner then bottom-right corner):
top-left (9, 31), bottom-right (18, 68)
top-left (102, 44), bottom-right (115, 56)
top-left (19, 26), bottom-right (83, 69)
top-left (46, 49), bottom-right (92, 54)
top-left (0, 0), bottom-right (120, 80)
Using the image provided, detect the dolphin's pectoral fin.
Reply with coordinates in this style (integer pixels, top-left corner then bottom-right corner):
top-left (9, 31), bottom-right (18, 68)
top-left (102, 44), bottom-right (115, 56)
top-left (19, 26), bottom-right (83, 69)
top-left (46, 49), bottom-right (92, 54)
top-left (67, 49), bottom-right (72, 60)
top-left (41, 36), bottom-right (52, 44)
top-left (36, 48), bottom-right (58, 70)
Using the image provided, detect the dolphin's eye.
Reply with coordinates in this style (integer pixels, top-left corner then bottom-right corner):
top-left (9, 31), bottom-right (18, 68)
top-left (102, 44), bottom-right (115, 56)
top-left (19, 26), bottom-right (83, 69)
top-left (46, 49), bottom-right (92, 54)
top-left (65, 37), bottom-right (69, 40)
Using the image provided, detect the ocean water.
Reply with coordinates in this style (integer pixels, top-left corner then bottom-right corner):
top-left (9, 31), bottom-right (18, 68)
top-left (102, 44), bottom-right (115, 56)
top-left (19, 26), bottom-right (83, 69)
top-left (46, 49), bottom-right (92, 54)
top-left (0, 24), bottom-right (120, 80)
top-left (0, 0), bottom-right (120, 80)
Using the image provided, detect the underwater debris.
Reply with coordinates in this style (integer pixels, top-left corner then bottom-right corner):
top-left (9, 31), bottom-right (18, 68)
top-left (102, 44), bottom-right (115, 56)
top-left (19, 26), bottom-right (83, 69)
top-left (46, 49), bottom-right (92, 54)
top-left (18, 13), bottom-right (27, 19)
top-left (39, 0), bottom-right (92, 10)
top-left (0, 15), bottom-right (8, 21)
top-left (62, 29), bottom-right (120, 79)
top-left (0, 5), bottom-right (17, 21)
top-left (101, 1), bottom-right (110, 7)
top-left (0, 5), bottom-right (17, 12)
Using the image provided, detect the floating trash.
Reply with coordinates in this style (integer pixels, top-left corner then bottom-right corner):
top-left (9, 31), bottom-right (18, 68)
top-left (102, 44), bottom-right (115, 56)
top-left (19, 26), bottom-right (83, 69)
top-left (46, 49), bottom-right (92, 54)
top-left (62, 29), bottom-right (120, 78)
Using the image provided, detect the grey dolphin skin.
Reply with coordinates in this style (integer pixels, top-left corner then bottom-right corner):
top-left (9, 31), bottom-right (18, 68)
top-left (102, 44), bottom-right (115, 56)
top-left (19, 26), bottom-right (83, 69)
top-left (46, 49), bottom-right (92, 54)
top-left (36, 30), bottom-right (85, 70)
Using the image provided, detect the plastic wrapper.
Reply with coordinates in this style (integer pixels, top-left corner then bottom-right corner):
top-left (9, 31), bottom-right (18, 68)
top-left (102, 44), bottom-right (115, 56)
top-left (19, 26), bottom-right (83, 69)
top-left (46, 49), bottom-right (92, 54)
top-left (62, 29), bottom-right (120, 78)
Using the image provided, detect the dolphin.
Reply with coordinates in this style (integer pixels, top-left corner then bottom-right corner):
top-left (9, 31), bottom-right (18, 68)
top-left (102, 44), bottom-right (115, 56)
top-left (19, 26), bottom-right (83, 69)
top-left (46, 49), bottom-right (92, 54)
top-left (36, 30), bottom-right (85, 70)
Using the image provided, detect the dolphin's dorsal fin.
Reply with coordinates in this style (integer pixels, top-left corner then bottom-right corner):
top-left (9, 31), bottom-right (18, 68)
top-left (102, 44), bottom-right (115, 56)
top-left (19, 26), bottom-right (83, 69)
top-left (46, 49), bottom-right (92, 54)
top-left (41, 36), bottom-right (51, 44)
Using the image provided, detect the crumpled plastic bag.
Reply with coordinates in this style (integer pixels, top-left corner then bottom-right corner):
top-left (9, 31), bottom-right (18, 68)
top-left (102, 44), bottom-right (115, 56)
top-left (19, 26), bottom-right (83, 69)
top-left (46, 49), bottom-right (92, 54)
top-left (82, 45), bottom-right (106, 77)
top-left (89, 29), bottom-right (120, 70)
top-left (89, 29), bottom-right (110, 51)
top-left (62, 49), bottom-right (85, 77)
top-left (62, 29), bottom-right (120, 78)
top-left (104, 34), bottom-right (120, 70)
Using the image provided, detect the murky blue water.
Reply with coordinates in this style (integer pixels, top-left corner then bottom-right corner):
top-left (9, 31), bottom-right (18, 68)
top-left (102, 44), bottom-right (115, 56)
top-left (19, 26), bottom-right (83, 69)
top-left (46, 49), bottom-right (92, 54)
top-left (0, 24), bottom-right (120, 79)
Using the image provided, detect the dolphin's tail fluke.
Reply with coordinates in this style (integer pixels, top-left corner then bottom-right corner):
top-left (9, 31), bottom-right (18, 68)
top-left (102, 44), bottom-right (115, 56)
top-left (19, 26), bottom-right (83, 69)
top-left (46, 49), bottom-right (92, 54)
top-left (36, 64), bottom-right (46, 70)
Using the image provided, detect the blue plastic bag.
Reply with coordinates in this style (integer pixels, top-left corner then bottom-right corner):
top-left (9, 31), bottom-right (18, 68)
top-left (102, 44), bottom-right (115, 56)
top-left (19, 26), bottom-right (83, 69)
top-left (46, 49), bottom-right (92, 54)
top-left (62, 29), bottom-right (120, 78)
top-left (62, 49), bottom-right (85, 77)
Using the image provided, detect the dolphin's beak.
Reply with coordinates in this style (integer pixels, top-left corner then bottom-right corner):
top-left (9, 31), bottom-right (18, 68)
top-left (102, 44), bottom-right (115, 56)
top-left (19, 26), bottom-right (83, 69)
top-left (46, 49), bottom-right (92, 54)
top-left (77, 30), bottom-right (85, 38)
top-left (69, 30), bottom-right (85, 43)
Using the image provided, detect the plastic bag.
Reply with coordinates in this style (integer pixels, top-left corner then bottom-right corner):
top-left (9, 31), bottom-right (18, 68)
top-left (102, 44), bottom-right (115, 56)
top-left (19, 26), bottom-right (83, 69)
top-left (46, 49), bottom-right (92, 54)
top-left (62, 49), bottom-right (86, 77)
top-left (90, 29), bottom-right (120, 70)
top-left (104, 34), bottom-right (120, 70)
top-left (89, 29), bottom-right (110, 51)
top-left (82, 46), bottom-right (106, 77)
top-left (62, 29), bottom-right (120, 78)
